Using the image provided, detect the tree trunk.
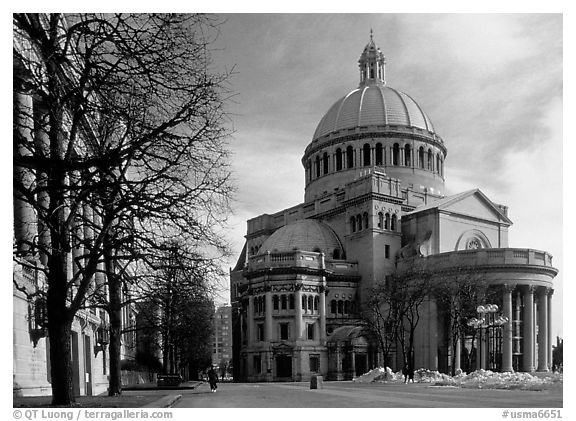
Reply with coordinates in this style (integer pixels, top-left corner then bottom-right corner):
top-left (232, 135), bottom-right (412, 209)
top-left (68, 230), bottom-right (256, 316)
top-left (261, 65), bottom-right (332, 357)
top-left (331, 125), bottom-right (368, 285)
top-left (107, 272), bottom-right (123, 396)
top-left (46, 251), bottom-right (75, 405)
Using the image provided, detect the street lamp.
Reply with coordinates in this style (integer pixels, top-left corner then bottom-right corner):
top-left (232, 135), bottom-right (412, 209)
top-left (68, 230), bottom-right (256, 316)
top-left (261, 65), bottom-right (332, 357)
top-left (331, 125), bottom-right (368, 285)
top-left (467, 304), bottom-right (508, 371)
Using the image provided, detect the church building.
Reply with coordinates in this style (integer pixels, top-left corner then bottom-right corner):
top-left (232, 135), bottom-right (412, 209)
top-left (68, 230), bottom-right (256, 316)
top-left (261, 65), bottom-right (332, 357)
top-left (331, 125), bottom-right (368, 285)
top-left (229, 34), bottom-right (558, 382)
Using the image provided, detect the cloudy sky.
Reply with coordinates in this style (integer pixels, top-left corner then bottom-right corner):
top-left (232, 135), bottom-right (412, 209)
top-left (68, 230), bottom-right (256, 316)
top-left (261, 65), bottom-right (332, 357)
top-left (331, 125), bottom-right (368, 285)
top-left (208, 13), bottom-right (564, 338)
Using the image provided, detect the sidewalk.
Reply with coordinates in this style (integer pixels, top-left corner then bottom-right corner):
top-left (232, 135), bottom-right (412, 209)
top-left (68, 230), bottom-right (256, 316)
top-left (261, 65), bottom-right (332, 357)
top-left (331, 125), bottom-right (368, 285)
top-left (13, 381), bottom-right (204, 408)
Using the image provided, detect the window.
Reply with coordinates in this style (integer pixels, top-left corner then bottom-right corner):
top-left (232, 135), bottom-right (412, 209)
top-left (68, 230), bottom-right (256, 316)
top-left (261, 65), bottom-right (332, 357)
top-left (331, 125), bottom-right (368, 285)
top-left (385, 244), bottom-right (390, 259)
top-left (375, 143), bottom-right (383, 165)
top-left (427, 149), bottom-right (433, 170)
top-left (404, 144), bottom-right (411, 166)
top-left (307, 323), bottom-right (315, 340)
top-left (363, 143), bottom-right (371, 166)
top-left (308, 295), bottom-right (314, 313)
top-left (281, 294), bottom-right (287, 310)
top-left (344, 300), bottom-right (349, 314)
top-left (378, 212), bottom-right (383, 229)
top-left (273, 295), bottom-right (279, 310)
top-left (314, 296), bottom-right (319, 312)
top-left (280, 323), bottom-right (289, 340)
top-left (336, 148), bottom-right (343, 171)
top-left (254, 355), bottom-right (261, 374)
top-left (385, 213), bottom-right (390, 230)
top-left (392, 143), bottom-right (399, 165)
top-left (330, 300), bottom-right (337, 314)
top-left (257, 323), bottom-right (264, 341)
top-left (323, 152), bottom-right (329, 174)
top-left (333, 249), bottom-right (340, 259)
top-left (315, 155), bottom-right (321, 177)
top-left (346, 146), bottom-right (354, 168)
top-left (309, 355), bottom-right (320, 373)
top-left (337, 300), bottom-right (343, 314)
top-left (419, 146), bottom-right (425, 169)
top-left (356, 214), bottom-right (362, 231)
top-left (289, 294), bottom-right (295, 310)
top-left (350, 216), bottom-right (356, 233)
top-left (302, 295), bottom-right (307, 311)
top-left (391, 214), bottom-right (397, 231)
top-left (363, 212), bottom-right (369, 229)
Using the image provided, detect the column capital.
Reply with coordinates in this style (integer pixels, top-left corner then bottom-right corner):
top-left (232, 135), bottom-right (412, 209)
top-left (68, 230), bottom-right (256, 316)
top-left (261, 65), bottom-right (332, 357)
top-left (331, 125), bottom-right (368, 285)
top-left (524, 285), bottom-right (536, 295)
top-left (503, 283), bottom-right (516, 293)
top-left (545, 287), bottom-right (554, 297)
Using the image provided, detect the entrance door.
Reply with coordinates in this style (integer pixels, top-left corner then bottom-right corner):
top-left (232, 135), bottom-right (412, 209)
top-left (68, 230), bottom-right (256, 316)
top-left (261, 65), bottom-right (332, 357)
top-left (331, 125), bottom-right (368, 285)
top-left (83, 335), bottom-right (93, 396)
top-left (276, 355), bottom-right (292, 379)
top-left (355, 354), bottom-right (367, 377)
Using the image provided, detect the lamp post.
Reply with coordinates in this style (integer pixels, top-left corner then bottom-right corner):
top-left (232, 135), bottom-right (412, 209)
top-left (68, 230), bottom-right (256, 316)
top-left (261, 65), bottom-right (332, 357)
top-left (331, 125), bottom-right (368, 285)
top-left (467, 304), bottom-right (508, 371)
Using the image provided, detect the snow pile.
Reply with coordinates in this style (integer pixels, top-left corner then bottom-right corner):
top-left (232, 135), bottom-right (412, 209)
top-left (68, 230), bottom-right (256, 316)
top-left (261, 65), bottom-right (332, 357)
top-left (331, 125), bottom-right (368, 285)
top-left (353, 367), bottom-right (399, 383)
top-left (352, 367), bottom-right (563, 390)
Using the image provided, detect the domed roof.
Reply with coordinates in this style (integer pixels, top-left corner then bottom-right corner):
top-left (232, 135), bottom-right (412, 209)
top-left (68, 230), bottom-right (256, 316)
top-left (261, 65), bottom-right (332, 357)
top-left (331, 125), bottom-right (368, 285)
top-left (261, 219), bottom-right (344, 256)
top-left (313, 85), bottom-right (436, 140)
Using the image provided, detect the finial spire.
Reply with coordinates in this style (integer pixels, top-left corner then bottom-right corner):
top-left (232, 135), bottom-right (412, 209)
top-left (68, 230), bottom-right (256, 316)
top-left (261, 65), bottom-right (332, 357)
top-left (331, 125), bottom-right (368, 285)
top-left (358, 31), bottom-right (386, 86)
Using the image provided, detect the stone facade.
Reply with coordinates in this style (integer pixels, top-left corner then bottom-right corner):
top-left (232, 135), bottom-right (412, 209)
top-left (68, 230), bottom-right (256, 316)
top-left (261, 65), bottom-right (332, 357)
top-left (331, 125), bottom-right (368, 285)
top-left (230, 34), bottom-right (558, 382)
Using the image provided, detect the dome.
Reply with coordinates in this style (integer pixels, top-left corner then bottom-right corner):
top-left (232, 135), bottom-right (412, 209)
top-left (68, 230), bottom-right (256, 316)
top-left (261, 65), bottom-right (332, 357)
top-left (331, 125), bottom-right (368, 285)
top-left (313, 85), bottom-right (436, 140)
top-left (261, 219), bottom-right (344, 257)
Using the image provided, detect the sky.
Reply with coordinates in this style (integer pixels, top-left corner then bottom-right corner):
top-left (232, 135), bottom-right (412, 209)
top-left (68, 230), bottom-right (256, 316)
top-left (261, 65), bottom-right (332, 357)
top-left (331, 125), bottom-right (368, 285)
top-left (208, 14), bottom-right (565, 339)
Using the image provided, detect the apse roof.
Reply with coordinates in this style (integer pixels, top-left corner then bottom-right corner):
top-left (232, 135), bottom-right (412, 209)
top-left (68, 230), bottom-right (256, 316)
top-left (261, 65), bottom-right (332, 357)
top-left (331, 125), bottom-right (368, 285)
top-left (261, 219), bottom-right (344, 256)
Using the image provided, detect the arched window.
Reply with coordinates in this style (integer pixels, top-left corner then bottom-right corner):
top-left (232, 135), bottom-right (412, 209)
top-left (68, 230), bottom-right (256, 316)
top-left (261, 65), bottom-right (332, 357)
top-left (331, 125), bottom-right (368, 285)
top-left (315, 155), bottom-right (321, 177)
top-left (392, 143), bottom-right (400, 165)
top-left (331, 300), bottom-right (337, 314)
top-left (337, 300), bottom-right (344, 314)
top-left (378, 212), bottom-right (384, 229)
top-left (350, 216), bottom-right (356, 233)
top-left (363, 212), bottom-right (369, 229)
top-left (356, 214), bottom-right (362, 231)
top-left (302, 295), bottom-right (307, 311)
top-left (281, 294), bottom-right (287, 310)
top-left (308, 296), bottom-right (314, 313)
top-left (333, 249), bottom-right (340, 259)
top-left (262, 296), bottom-right (266, 313)
top-left (439, 157), bottom-right (444, 176)
top-left (391, 214), bottom-right (397, 231)
top-left (350, 301), bottom-right (356, 314)
top-left (344, 300), bottom-right (349, 314)
top-left (427, 149), bottom-right (433, 170)
top-left (346, 145), bottom-right (354, 168)
top-left (436, 153), bottom-right (441, 174)
top-left (273, 295), bottom-right (279, 310)
top-left (404, 144), bottom-right (411, 167)
top-left (323, 152), bottom-right (329, 174)
top-left (418, 146), bottom-right (425, 169)
top-left (336, 148), bottom-right (343, 171)
top-left (314, 296), bottom-right (319, 311)
top-left (385, 213), bottom-right (390, 230)
top-left (289, 294), bottom-right (295, 310)
top-left (363, 143), bottom-right (371, 166)
top-left (375, 143), bottom-right (383, 165)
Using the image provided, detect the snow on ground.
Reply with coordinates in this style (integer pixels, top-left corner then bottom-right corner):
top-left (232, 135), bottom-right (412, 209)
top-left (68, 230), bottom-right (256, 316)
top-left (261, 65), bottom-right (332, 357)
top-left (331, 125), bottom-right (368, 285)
top-left (352, 367), bottom-right (563, 390)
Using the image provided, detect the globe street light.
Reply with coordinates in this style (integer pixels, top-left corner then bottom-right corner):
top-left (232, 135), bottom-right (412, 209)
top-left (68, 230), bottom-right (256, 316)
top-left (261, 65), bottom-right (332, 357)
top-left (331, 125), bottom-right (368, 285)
top-left (468, 304), bottom-right (509, 371)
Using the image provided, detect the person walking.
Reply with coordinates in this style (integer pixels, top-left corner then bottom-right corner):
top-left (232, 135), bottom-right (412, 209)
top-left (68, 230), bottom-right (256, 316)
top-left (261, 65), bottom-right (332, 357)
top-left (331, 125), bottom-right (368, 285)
top-left (208, 366), bottom-right (219, 393)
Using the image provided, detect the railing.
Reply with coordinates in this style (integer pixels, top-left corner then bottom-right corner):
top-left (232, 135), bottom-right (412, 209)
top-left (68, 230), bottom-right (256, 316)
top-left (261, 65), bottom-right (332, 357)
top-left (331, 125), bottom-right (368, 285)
top-left (247, 251), bottom-right (359, 275)
top-left (397, 248), bottom-right (557, 273)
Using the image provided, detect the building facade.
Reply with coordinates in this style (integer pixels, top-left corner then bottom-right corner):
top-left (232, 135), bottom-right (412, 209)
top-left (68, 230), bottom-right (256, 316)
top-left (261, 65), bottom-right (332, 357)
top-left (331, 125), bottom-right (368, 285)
top-left (212, 305), bottom-right (233, 377)
top-left (229, 34), bottom-right (558, 382)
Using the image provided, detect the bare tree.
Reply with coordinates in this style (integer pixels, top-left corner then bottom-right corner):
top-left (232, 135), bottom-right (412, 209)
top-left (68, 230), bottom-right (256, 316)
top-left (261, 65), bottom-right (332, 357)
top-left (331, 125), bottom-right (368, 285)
top-left (13, 13), bottom-right (234, 404)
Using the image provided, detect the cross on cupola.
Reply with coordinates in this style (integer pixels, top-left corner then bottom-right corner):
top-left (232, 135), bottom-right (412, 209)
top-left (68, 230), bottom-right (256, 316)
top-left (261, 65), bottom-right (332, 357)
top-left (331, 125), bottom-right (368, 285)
top-left (358, 29), bottom-right (386, 86)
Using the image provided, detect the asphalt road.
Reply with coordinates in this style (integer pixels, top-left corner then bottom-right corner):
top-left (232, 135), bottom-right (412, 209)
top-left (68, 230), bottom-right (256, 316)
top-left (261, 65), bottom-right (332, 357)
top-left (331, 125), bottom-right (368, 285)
top-left (173, 381), bottom-right (563, 408)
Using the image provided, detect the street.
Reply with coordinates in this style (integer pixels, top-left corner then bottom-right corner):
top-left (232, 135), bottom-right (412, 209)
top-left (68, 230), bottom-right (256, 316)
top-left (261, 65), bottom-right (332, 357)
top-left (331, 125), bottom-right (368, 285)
top-left (173, 381), bottom-right (563, 408)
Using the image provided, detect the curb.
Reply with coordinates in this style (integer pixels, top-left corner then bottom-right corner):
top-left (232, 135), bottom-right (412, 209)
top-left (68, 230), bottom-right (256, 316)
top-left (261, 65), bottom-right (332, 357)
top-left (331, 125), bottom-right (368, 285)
top-left (143, 394), bottom-right (182, 408)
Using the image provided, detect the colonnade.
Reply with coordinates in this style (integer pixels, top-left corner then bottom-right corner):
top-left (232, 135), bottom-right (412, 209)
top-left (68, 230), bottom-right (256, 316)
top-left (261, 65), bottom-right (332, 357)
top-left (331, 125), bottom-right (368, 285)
top-left (465, 284), bottom-right (553, 373)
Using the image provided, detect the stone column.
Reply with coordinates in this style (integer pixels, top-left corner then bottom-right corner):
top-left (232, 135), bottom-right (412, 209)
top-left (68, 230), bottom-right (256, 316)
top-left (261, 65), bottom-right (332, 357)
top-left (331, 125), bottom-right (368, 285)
top-left (33, 101), bottom-right (51, 267)
top-left (13, 82), bottom-right (37, 254)
top-left (247, 295), bottom-right (254, 344)
top-left (522, 286), bottom-right (535, 372)
top-left (547, 289), bottom-right (554, 370)
top-left (537, 287), bottom-right (548, 371)
top-left (319, 284), bottom-right (326, 343)
top-left (265, 289), bottom-right (273, 342)
top-left (295, 285), bottom-right (303, 341)
top-left (454, 337), bottom-right (461, 373)
top-left (502, 285), bottom-right (514, 372)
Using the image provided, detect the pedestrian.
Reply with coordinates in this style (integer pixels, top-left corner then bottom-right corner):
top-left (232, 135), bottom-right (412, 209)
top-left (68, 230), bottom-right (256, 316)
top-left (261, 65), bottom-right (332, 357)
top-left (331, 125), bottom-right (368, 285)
top-left (402, 365), bottom-right (409, 384)
top-left (208, 366), bottom-right (219, 393)
top-left (408, 366), bottom-right (415, 383)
